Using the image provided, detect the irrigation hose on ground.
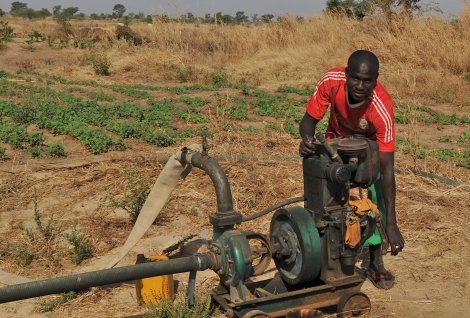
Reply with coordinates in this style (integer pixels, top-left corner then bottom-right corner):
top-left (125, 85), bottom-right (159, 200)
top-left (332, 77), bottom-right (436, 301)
top-left (0, 254), bottom-right (213, 304)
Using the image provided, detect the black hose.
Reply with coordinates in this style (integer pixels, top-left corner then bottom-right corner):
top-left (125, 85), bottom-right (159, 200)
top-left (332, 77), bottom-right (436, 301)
top-left (242, 197), bottom-right (305, 222)
top-left (0, 254), bottom-right (213, 304)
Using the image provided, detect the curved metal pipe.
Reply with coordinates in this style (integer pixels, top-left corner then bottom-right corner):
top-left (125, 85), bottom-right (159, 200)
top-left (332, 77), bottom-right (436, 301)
top-left (0, 254), bottom-right (213, 304)
top-left (187, 152), bottom-right (234, 214)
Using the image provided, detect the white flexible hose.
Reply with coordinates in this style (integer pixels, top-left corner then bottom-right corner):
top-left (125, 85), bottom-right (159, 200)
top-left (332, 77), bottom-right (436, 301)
top-left (105, 144), bottom-right (202, 269)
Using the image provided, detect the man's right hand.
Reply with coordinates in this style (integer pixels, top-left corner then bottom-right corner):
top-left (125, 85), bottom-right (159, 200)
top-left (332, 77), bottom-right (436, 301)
top-left (299, 136), bottom-right (315, 157)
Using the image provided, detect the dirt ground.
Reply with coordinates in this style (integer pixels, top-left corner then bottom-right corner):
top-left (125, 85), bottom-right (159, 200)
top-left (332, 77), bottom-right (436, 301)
top-left (0, 40), bottom-right (469, 318)
top-left (1, 131), bottom-right (469, 317)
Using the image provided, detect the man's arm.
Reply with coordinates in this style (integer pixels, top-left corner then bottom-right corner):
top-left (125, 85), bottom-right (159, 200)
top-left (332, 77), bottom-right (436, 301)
top-left (299, 112), bottom-right (319, 157)
top-left (378, 151), bottom-right (404, 256)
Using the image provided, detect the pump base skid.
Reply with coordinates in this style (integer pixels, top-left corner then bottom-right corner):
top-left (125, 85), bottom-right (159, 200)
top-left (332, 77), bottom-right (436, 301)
top-left (212, 274), bottom-right (365, 318)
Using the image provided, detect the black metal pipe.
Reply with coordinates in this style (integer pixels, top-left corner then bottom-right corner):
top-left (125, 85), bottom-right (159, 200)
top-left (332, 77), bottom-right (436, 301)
top-left (188, 152), bottom-right (234, 214)
top-left (242, 197), bottom-right (305, 222)
top-left (0, 254), bottom-right (213, 304)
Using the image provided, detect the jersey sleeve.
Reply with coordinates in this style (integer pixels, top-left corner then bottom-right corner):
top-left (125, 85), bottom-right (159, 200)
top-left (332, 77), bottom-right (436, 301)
top-left (306, 76), bottom-right (331, 121)
top-left (371, 92), bottom-right (395, 152)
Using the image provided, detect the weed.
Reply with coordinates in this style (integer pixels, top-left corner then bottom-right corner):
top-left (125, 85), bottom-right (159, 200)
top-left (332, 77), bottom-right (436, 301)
top-left (73, 38), bottom-right (95, 49)
top-left (0, 146), bottom-right (7, 160)
top-left (46, 142), bottom-right (66, 157)
top-left (14, 245), bottom-right (34, 266)
top-left (64, 225), bottom-right (93, 265)
top-left (88, 52), bottom-right (111, 76)
top-left (176, 66), bottom-right (193, 83)
top-left (210, 69), bottom-right (229, 87)
top-left (438, 136), bottom-right (451, 143)
top-left (464, 72), bottom-right (470, 84)
top-left (39, 292), bottom-right (76, 312)
top-left (28, 146), bottom-right (41, 158)
top-left (144, 296), bottom-right (213, 318)
top-left (33, 193), bottom-right (54, 239)
top-left (113, 167), bottom-right (151, 223)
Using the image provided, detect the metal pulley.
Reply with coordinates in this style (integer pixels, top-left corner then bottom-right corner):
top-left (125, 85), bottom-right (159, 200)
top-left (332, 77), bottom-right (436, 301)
top-left (269, 206), bottom-right (322, 285)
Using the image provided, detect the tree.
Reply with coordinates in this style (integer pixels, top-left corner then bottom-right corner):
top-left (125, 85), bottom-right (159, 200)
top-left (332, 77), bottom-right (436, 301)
top-left (10, 1), bottom-right (27, 13)
top-left (325, 0), bottom-right (422, 19)
top-left (52, 5), bottom-right (61, 16)
top-left (0, 9), bottom-right (4, 17)
top-left (113, 4), bottom-right (126, 18)
top-left (261, 14), bottom-right (274, 23)
top-left (235, 11), bottom-right (248, 24)
top-left (61, 7), bottom-right (79, 18)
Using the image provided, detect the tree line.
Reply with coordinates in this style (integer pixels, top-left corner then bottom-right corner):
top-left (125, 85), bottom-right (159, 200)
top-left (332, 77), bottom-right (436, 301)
top-left (0, 1), bottom-right (423, 23)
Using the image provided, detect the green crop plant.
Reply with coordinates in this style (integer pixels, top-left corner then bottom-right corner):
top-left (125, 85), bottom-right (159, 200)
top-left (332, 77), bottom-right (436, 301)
top-left (178, 96), bottom-right (211, 107)
top-left (64, 225), bottom-right (93, 265)
top-left (458, 131), bottom-right (470, 144)
top-left (276, 85), bottom-right (313, 96)
top-left (88, 90), bottom-right (116, 102)
top-left (46, 142), bottom-right (66, 157)
top-left (112, 86), bottom-right (152, 99)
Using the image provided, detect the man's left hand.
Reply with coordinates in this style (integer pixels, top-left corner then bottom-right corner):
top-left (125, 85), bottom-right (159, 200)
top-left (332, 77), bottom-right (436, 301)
top-left (386, 223), bottom-right (405, 256)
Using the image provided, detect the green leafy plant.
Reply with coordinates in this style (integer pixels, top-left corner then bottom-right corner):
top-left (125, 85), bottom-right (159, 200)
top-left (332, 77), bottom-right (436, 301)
top-left (39, 292), bottom-right (76, 312)
top-left (46, 142), bottom-right (66, 157)
top-left (113, 167), bottom-right (151, 223)
top-left (0, 146), bottom-right (8, 160)
top-left (458, 131), bottom-right (470, 144)
top-left (209, 69), bottom-right (229, 87)
top-left (144, 296), bottom-right (213, 318)
top-left (64, 225), bottom-right (93, 265)
top-left (88, 52), bottom-right (111, 75)
top-left (0, 21), bottom-right (14, 49)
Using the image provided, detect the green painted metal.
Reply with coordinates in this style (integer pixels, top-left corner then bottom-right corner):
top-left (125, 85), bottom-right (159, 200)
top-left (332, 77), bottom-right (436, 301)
top-left (270, 206), bottom-right (322, 285)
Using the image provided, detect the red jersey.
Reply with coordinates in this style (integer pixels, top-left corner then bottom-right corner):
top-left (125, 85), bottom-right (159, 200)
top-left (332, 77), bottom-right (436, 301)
top-left (306, 67), bottom-right (395, 152)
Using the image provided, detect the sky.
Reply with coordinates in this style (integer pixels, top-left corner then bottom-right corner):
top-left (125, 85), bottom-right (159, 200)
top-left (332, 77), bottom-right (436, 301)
top-left (0, 0), bottom-right (467, 18)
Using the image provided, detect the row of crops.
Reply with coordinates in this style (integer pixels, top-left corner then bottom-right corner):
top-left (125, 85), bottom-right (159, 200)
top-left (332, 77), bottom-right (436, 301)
top-left (0, 70), bottom-right (310, 157)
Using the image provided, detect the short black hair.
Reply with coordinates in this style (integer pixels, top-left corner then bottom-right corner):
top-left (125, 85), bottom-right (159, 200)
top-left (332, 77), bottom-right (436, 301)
top-left (347, 50), bottom-right (379, 74)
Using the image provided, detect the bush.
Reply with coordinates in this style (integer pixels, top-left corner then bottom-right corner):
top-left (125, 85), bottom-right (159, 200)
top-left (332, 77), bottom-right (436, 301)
top-left (0, 21), bottom-right (14, 48)
top-left (46, 142), bottom-right (66, 157)
top-left (89, 52), bottom-right (111, 75)
top-left (64, 225), bottom-right (93, 265)
top-left (210, 69), bottom-right (229, 87)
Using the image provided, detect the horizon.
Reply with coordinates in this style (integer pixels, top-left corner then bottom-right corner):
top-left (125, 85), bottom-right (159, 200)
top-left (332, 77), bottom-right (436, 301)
top-left (0, 0), bottom-right (466, 18)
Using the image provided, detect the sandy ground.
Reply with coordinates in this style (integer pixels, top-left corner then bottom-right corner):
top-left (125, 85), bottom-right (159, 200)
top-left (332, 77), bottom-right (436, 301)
top-left (0, 141), bottom-right (469, 317)
top-left (0, 36), bottom-right (469, 318)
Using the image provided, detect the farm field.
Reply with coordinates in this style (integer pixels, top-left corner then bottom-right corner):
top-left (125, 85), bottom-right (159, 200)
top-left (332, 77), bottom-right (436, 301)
top-left (0, 10), bottom-right (470, 318)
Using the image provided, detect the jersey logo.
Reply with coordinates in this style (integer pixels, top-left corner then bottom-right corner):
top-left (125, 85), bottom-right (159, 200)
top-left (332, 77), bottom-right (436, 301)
top-left (358, 118), bottom-right (369, 130)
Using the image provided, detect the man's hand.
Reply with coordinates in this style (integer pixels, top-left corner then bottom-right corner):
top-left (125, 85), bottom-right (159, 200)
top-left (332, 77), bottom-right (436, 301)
top-left (299, 136), bottom-right (315, 157)
top-left (386, 223), bottom-right (405, 256)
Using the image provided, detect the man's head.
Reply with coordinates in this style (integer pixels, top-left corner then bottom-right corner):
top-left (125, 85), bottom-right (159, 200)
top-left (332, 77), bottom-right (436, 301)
top-left (345, 50), bottom-right (379, 103)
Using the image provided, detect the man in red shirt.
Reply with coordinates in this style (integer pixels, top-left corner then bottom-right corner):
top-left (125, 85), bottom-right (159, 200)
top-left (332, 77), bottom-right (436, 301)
top-left (299, 50), bottom-right (404, 289)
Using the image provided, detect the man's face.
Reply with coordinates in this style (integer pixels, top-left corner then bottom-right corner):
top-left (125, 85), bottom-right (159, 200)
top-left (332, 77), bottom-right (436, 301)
top-left (346, 62), bottom-right (378, 103)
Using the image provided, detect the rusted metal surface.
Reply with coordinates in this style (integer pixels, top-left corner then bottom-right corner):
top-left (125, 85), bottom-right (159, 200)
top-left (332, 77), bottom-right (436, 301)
top-left (212, 275), bottom-right (364, 318)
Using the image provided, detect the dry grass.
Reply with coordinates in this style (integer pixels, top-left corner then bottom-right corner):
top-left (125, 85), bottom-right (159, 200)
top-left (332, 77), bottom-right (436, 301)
top-left (2, 8), bottom-right (470, 104)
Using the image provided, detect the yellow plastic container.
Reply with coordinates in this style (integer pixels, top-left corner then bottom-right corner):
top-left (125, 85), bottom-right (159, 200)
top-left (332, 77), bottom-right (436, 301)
top-left (135, 254), bottom-right (175, 305)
